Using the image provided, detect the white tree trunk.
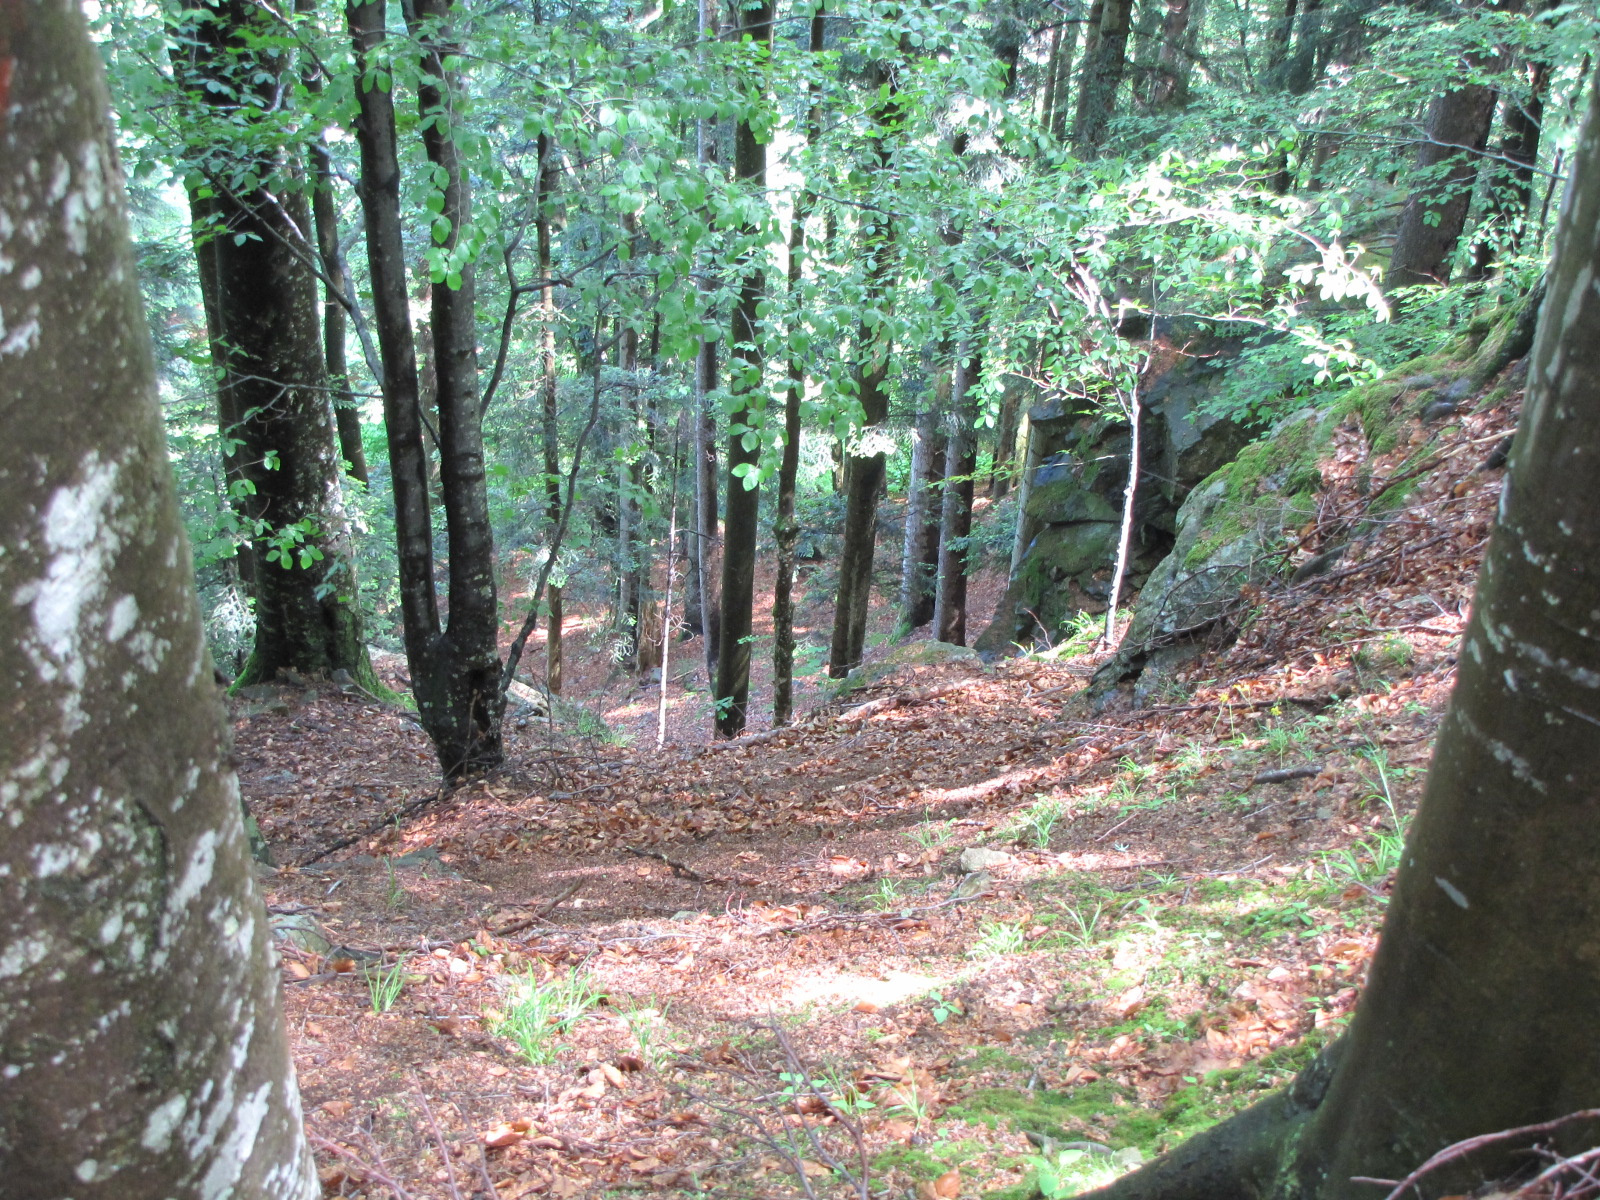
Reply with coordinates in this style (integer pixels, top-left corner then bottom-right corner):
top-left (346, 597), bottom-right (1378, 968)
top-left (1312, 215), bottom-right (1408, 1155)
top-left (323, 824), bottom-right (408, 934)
top-left (0, 3), bottom-right (316, 1194)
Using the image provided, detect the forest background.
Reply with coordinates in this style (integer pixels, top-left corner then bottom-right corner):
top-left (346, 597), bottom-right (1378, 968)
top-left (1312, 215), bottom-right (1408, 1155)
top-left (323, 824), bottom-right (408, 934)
top-left (98, 0), bottom-right (1597, 773)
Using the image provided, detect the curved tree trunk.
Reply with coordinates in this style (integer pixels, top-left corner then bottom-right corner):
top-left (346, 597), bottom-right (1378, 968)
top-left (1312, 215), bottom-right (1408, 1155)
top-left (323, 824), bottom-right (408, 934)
top-left (0, 3), bottom-right (316, 1191)
top-left (1084, 73), bottom-right (1600, 1200)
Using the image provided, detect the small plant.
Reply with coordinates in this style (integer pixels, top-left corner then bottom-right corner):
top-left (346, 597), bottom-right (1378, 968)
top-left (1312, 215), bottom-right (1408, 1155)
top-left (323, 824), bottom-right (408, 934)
top-left (620, 997), bottom-right (673, 1069)
top-left (1016, 795), bottom-right (1064, 848)
top-left (1381, 634), bottom-right (1415, 668)
top-left (1060, 899), bottom-right (1106, 949)
top-left (779, 1070), bottom-right (876, 1118)
top-left (364, 954), bottom-right (409, 1014)
top-left (969, 919), bottom-right (1027, 958)
top-left (1032, 1146), bottom-right (1125, 1197)
top-left (868, 876), bottom-right (904, 911)
top-left (925, 989), bottom-right (961, 1025)
top-left (492, 968), bottom-right (604, 1065)
top-left (381, 857), bottom-right (406, 911)
top-left (887, 1075), bottom-right (931, 1125)
top-left (905, 816), bottom-right (952, 851)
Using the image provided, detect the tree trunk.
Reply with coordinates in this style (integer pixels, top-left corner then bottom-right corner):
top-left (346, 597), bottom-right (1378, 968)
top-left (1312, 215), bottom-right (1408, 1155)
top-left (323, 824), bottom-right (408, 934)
top-left (1084, 74), bottom-right (1600, 1200)
top-left (828, 64), bottom-right (900, 678)
top-left (899, 372), bottom-right (948, 632)
top-left (1072, 0), bottom-right (1133, 152)
top-left (933, 347), bottom-right (980, 645)
top-left (693, 0), bottom-right (722, 684)
top-left (175, 0), bottom-right (374, 691)
top-left (538, 132), bottom-right (564, 695)
top-left (989, 377), bottom-right (1020, 498)
top-left (296, 4), bottom-right (369, 488)
top-left (1039, 22), bottom-right (1064, 134)
top-left (1387, 57), bottom-right (1501, 289)
top-left (1471, 28), bottom-right (1553, 274)
top-left (0, 3), bottom-right (316, 1190)
top-left (350, 0), bottom-right (503, 779)
top-left (713, 0), bottom-right (774, 738)
top-left (772, 6), bottom-right (825, 730)
top-left (1148, 0), bottom-right (1198, 110)
top-left (1051, 0), bottom-right (1088, 142)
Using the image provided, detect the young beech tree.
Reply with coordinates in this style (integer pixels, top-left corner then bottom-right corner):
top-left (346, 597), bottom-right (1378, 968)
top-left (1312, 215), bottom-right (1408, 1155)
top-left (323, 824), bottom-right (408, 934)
top-left (0, 0), bottom-right (315, 1192)
top-left (1083, 74), bottom-right (1600, 1200)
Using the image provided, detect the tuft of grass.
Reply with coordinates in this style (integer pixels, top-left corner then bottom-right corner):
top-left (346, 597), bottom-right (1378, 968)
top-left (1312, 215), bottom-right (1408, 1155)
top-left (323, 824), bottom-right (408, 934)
top-left (905, 815), bottom-right (953, 852)
top-left (1013, 795), bottom-right (1064, 848)
top-left (969, 920), bottom-right (1028, 959)
top-left (381, 857), bottom-right (406, 911)
top-left (1059, 899), bottom-right (1107, 949)
top-left (491, 968), bottom-right (604, 1064)
top-left (365, 954), bottom-right (409, 1014)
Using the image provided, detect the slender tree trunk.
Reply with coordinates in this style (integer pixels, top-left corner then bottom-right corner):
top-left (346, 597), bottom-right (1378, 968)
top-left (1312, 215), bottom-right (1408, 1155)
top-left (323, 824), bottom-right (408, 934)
top-left (1072, 0), bottom-right (1134, 152)
top-left (773, 6), bottom-right (825, 729)
top-left (175, 0), bottom-right (374, 691)
top-left (350, 0), bottom-right (502, 778)
top-left (989, 378), bottom-right (1020, 498)
top-left (1039, 22), bottom-right (1064, 133)
top-left (297, 1), bottom-right (369, 486)
top-left (0, 3), bottom-right (316, 1189)
top-left (1010, 410), bottom-right (1042, 578)
top-left (1104, 383), bottom-right (1141, 645)
top-left (900, 358), bottom-right (950, 631)
top-left (1086, 77), bottom-right (1600, 1200)
top-left (693, 0), bottom-right (722, 684)
top-left (537, 132), bottom-right (564, 694)
top-left (934, 346), bottom-right (980, 645)
top-left (828, 64), bottom-right (901, 678)
top-left (714, 0), bottom-right (775, 737)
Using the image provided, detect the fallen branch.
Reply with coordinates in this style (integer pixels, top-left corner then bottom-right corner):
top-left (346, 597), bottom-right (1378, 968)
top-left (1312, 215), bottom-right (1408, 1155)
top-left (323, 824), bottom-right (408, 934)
top-left (1351, 1109), bottom-right (1600, 1200)
top-left (1251, 764), bottom-right (1322, 786)
top-left (299, 787), bottom-right (446, 867)
top-left (836, 680), bottom-right (969, 724)
top-left (491, 877), bottom-right (588, 937)
top-left (625, 846), bottom-right (710, 882)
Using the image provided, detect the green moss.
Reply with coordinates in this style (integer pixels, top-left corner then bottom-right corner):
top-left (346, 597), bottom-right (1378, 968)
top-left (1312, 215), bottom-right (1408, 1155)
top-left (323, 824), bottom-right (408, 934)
top-left (873, 1135), bottom-right (1001, 1184)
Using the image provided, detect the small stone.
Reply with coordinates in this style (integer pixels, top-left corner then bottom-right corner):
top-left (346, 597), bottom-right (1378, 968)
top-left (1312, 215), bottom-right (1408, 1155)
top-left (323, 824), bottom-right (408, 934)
top-left (959, 847), bottom-right (1012, 872)
top-left (1114, 1147), bottom-right (1144, 1168)
top-left (1419, 398), bottom-right (1459, 424)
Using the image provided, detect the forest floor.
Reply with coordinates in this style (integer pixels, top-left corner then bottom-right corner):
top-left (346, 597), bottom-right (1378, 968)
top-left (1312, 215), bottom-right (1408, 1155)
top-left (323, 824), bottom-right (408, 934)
top-left (244, 391), bottom-right (1515, 1200)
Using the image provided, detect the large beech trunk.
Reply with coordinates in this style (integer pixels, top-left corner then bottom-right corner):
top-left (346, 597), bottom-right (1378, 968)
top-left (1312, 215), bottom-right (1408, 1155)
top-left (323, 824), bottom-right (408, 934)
top-left (1072, 0), bottom-right (1133, 152)
top-left (1387, 53), bottom-right (1501, 289)
top-left (0, 2), bottom-right (315, 1191)
top-left (175, 0), bottom-right (374, 690)
top-left (900, 381), bottom-right (948, 631)
top-left (1083, 75), bottom-right (1600, 1200)
top-left (349, 0), bottom-right (504, 778)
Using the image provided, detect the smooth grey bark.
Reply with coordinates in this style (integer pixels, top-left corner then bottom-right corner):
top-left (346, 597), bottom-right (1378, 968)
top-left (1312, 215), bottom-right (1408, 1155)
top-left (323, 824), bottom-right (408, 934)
top-left (1082, 73), bottom-right (1600, 1200)
top-left (0, 2), bottom-right (316, 1193)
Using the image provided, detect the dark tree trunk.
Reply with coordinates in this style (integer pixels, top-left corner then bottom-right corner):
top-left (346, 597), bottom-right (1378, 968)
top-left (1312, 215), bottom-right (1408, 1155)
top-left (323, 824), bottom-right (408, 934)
top-left (1388, 51), bottom-right (1500, 289)
top-left (1050, 3), bottom-right (1084, 141)
top-left (1084, 76), bottom-right (1600, 1200)
top-left (933, 347), bottom-right (980, 645)
top-left (175, 0), bottom-right (374, 691)
top-left (1148, 0), bottom-right (1198, 110)
top-left (828, 65), bottom-right (900, 679)
top-left (772, 7), bottom-right (825, 730)
top-left (297, 7), bottom-right (369, 487)
top-left (0, 3), bottom-right (316, 1189)
top-left (1471, 32), bottom-right (1552, 275)
top-left (1072, 0), bottom-right (1134, 152)
top-left (899, 358), bottom-right (950, 631)
top-left (538, 132), bottom-right (564, 694)
top-left (1039, 22), bottom-right (1064, 134)
top-left (349, 0), bottom-right (503, 779)
top-left (989, 377), bottom-right (1020, 498)
top-left (714, 0), bottom-right (775, 737)
top-left (695, 340), bottom-right (722, 681)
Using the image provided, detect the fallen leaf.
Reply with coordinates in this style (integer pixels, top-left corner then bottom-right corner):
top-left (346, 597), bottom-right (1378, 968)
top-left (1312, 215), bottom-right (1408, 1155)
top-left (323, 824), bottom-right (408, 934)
top-left (318, 1100), bottom-right (353, 1119)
